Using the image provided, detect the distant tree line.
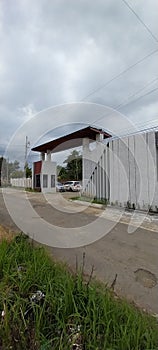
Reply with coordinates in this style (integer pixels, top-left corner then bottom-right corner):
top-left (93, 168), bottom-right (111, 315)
top-left (0, 157), bottom-right (32, 186)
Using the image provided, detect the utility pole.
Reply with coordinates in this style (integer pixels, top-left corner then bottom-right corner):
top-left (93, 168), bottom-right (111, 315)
top-left (24, 136), bottom-right (30, 175)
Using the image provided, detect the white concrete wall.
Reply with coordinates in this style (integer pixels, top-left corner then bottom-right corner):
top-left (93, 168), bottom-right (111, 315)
top-left (11, 178), bottom-right (32, 188)
top-left (82, 136), bottom-right (106, 196)
top-left (109, 131), bottom-right (157, 209)
top-left (83, 130), bottom-right (158, 210)
top-left (83, 136), bottom-right (110, 200)
top-left (109, 138), bottom-right (129, 206)
top-left (41, 160), bottom-right (57, 193)
top-left (145, 131), bottom-right (157, 210)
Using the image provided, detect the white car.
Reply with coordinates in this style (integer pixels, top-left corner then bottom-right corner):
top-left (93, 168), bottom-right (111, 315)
top-left (64, 181), bottom-right (82, 192)
top-left (56, 182), bottom-right (65, 192)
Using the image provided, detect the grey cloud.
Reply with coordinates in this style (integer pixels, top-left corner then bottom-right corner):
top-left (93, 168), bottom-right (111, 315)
top-left (0, 0), bottom-right (158, 161)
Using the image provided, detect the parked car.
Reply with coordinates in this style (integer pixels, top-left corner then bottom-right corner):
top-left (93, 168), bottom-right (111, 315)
top-left (64, 181), bottom-right (82, 192)
top-left (56, 182), bottom-right (65, 192)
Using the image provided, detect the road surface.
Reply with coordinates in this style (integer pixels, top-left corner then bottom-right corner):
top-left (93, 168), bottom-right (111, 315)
top-left (1, 188), bottom-right (158, 314)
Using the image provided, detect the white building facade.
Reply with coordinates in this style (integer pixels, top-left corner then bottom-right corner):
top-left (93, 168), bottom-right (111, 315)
top-left (83, 129), bottom-right (158, 211)
top-left (32, 126), bottom-right (158, 211)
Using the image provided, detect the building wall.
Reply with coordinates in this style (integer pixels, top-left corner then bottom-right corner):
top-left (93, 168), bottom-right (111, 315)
top-left (11, 178), bottom-right (32, 188)
top-left (41, 160), bottom-right (56, 193)
top-left (33, 160), bottom-right (42, 190)
top-left (82, 137), bottom-right (105, 190)
top-left (83, 130), bottom-right (158, 210)
top-left (109, 131), bottom-right (157, 209)
top-left (82, 136), bottom-right (110, 200)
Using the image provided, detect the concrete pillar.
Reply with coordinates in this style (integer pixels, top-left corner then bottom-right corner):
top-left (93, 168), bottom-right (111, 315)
top-left (40, 152), bottom-right (45, 161)
top-left (46, 150), bottom-right (51, 162)
top-left (83, 137), bottom-right (89, 150)
top-left (96, 133), bottom-right (104, 142)
top-left (82, 138), bottom-right (90, 192)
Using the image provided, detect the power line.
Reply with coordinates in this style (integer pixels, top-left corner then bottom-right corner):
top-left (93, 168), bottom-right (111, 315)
top-left (2, 51), bottom-right (158, 158)
top-left (17, 53), bottom-right (158, 149)
top-left (121, 0), bottom-right (158, 43)
top-left (107, 124), bottom-right (158, 143)
top-left (124, 117), bottom-right (158, 131)
top-left (112, 77), bottom-right (158, 110)
top-left (82, 48), bottom-right (158, 101)
top-left (91, 84), bottom-right (158, 135)
top-left (114, 124), bottom-right (158, 139)
top-left (114, 87), bottom-right (158, 135)
top-left (114, 86), bottom-right (158, 116)
top-left (93, 78), bottom-right (158, 125)
top-left (111, 108), bottom-right (158, 136)
top-left (1, 80), bottom-right (157, 152)
top-left (122, 86), bottom-right (158, 107)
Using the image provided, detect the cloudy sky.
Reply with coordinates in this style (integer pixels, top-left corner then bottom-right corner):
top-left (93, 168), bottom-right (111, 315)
top-left (0, 0), bottom-right (158, 164)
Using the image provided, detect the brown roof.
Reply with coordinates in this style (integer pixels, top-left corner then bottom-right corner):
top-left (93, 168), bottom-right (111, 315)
top-left (32, 126), bottom-right (111, 153)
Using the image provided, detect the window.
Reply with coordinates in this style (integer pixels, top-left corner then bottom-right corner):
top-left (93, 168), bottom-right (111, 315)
top-left (51, 175), bottom-right (55, 188)
top-left (35, 174), bottom-right (40, 188)
top-left (43, 174), bottom-right (48, 188)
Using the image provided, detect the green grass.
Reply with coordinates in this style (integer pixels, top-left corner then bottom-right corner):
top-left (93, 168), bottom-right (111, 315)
top-left (71, 196), bottom-right (108, 205)
top-left (0, 234), bottom-right (158, 349)
top-left (25, 188), bottom-right (40, 192)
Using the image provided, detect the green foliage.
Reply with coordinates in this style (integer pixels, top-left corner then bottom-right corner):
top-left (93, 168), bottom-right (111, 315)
top-left (70, 196), bottom-right (108, 205)
top-left (24, 162), bottom-right (32, 178)
top-left (0, 235), bottom-right (158, 349)
top-left (58, 166), bottom-right (68, 181)
top-left (58, 150), bottom-right (82, 181)
top-left (11, 170), bottom-right (24, 178)
top-left (0, 157), bottom-right (22, 184)
top-left (57, 165), bottom-right (62, 176)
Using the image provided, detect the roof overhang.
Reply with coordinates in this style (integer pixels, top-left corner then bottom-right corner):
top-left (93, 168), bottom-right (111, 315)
top-left (32, 126), bottom-right (111, 153)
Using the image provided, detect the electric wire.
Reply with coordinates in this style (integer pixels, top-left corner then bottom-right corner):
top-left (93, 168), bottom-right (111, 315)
top-left (1, 80), bottom-right (158, 154)
top-left (92, 78), bottom-right (158, 125)
top-left (121, 0), bottom-right (158, 43)
top-left (81, 48), bottom-right (158, 101)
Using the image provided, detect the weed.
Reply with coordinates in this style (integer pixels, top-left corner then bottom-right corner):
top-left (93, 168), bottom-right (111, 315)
top-left (70, 196), bottom-right (108, 206)
top-left (0, 234), bottom-right (158, 349)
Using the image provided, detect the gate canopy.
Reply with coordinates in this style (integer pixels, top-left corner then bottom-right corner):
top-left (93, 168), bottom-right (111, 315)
top-left (32, 126), bottom-right (111, 154)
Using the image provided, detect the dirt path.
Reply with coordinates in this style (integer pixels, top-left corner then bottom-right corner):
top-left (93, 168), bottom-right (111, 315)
top-left (0, 224), bottom-right (14, 242)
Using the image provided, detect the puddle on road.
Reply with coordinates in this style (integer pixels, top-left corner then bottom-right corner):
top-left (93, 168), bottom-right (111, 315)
top-left (134, 268), bottom-right (157, 288)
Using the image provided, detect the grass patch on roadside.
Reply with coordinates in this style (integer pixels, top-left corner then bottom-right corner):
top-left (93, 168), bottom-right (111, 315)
top-left (0, 234), bottom-right (158, 350)
top-left (70, 196), bottom-right (108, 205)
top-left (25, 188), bottom-right (40, 192)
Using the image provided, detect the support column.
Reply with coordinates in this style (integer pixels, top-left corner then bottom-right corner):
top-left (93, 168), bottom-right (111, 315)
top-left (96, 133), bottom-right (104, 142)
top-left (46, 150), bottom-right (51, 161)
top-left (82, 138), bottom-right (90, 192)
top-left (40, 152), bottom-right (45, 161)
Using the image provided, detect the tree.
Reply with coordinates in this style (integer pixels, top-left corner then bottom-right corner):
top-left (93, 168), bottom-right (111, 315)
top-left (9, 160), bottom-right (20, 178)
top-left (11, 170), bottom-right (24, 178)
top-left (24, 162), bottom-right (32, 178)
top-left (0, 158), bottom-right (25, 184)
top-left (58, 150), bottom-right (82, 181)
top-left (58, 166), bottom-right (68, 181)
top-left (57, 165), bottom-right (62, 176)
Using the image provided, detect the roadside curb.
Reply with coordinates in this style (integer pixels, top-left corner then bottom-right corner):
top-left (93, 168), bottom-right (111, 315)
top-left (69, 199), bottom-right (106, 209)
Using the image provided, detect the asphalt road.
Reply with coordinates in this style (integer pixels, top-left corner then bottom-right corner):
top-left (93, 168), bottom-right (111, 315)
top-left (1, 188), bottom-right (158, 314)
